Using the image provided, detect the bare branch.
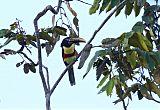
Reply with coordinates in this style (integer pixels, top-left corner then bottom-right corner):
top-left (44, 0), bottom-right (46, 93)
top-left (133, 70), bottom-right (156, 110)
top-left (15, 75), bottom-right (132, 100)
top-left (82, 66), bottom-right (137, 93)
top-left (50, 0), bottom-right (127, 95)
top-left (122, 99), bottom-right (127, 110)
top-left (43, 65), bottom-right (50, 91)
top-left (33, 0), bottom-right (62, 95)
top-left (17, 51), bottom-right (37, 65)
top-left (77, 0), bottom-right (92, 6)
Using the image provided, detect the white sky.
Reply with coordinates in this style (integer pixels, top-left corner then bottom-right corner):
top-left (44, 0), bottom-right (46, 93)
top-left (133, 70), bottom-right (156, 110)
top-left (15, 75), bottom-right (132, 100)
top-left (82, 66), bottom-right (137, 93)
top-left (0, 0), bottom-right (160, 110)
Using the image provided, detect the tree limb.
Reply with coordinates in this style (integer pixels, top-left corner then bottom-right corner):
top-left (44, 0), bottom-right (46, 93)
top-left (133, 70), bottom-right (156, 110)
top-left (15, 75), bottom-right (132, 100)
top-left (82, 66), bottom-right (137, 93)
top-left (50, 0), bottom-right (127, 95)
top-left (33, 0), bottom-right (62, 95)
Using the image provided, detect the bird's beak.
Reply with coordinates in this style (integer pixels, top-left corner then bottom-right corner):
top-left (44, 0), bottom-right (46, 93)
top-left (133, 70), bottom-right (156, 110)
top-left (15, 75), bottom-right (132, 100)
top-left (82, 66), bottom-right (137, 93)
top-left (69, 37), bottom-right (86, 43)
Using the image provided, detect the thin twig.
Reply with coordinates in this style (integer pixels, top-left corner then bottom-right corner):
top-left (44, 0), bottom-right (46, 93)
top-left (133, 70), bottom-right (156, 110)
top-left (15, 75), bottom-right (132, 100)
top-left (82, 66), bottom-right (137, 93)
top-left (50, 0), bottom-right (127, 95)
top-left (17, 51), bottom-right (37, 65)
top-left (77, 0), bottom-right (92, 6)
top-left (122, 99), bottom-right (127, 110)
top-left (43, 65), bottom-right (50, 91)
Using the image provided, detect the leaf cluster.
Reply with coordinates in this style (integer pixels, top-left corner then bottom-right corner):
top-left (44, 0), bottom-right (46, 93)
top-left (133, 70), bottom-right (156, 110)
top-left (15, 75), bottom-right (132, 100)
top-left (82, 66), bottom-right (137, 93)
top-left (81, 0), bottom-right (160, 107)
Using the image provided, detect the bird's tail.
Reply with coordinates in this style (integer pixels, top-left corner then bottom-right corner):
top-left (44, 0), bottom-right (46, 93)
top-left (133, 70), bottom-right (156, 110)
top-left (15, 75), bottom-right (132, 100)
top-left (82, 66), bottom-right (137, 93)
top-left (68, 66), bottom-right (76, 86)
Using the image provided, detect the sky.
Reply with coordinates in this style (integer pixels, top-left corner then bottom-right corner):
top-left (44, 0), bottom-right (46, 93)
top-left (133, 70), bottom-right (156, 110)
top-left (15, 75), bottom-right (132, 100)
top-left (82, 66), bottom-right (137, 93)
top-left (0, 0), bottom-right (160, 110)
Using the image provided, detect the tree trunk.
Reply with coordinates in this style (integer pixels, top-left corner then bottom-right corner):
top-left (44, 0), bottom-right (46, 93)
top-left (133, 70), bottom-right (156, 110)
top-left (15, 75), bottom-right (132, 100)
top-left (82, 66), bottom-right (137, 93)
top-left (46, 93), bottom-right (51, 110)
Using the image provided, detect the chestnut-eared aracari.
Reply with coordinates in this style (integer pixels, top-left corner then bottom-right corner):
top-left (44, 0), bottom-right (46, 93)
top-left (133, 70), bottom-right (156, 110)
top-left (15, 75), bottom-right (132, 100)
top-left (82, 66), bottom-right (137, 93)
top-left (61, 37), bottom-right (86, 86)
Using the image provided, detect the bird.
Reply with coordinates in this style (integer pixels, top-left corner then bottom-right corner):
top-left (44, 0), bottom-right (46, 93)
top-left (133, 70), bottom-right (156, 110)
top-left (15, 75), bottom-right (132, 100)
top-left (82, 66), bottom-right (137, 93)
top-left (61, 37), bottom-right (86, 86)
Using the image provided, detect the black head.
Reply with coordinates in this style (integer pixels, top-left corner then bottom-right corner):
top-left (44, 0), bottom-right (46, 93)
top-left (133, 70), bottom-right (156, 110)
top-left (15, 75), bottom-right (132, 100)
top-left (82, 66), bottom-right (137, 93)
top-left (61, 37), bottom-right (86, 47)
top-left (61, 37), bottom-right (72, 47)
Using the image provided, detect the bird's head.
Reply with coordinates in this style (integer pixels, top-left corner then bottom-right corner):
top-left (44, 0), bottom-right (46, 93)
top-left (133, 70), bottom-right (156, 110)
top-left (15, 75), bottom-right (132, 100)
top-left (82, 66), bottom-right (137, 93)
top-left (61, 37), bottom-right (86, 47)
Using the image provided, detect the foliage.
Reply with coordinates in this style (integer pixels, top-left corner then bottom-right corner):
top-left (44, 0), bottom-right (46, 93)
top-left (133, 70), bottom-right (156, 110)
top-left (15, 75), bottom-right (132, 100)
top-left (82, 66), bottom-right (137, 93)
top-left (82, 0), bottom-right (160, 108)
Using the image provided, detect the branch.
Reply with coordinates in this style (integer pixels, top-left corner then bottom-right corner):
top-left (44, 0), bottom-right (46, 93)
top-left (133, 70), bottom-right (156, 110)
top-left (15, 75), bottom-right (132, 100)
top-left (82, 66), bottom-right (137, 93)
top-left (50, 0), bottom-right (127, 95)
top-left (33, 0), bottom-right (62, 94)
top-left (122, 99), bottom-right (127, 110)
top-left (77, 0), bottom-right (92, 6)
top-left (42, 65), bottom-right (50, 91)
top-left (17, 51), bottom-right (37, 65)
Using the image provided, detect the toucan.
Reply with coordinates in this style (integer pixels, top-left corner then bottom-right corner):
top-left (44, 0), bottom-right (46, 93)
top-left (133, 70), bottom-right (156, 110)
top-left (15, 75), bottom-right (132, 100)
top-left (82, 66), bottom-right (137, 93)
top-left (61, 37), bottom-right (86, 86)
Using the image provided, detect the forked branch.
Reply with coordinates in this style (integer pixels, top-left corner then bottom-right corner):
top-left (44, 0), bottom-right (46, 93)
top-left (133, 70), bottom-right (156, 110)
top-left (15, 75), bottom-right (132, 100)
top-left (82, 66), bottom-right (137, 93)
top-left (33, 0), bottom-right (62, 95)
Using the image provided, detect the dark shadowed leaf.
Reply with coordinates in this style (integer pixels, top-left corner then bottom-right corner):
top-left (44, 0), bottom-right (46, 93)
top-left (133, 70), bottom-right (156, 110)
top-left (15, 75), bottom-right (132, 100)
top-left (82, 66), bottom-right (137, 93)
top-left (45, 42), bottom-right (54, 57)
top-left (97, 74), bottom-right (109, 88)
top-left (115, 2), bottom-right (125, 17)
top-left (137, 90), bottom-right (143, 100)
top-left (29, 64), bottom-right (36, 73)
top-left (132, 22), bottom-right (144, 33)
top-left (145, 52), bottom-right (155, 71)
top-left (110, 0), bottom-right (119, 9)
top-left (83, 49), bottom-right (108, 78)
top-left (99, 0), bottom-right (110, 14)
top-left (0, 36), bottom-right (16, 49)
top-left (16, 61), bottom-right (24, 67)
top-left (0, 29), bottom-right (11, 38)
top-left (78, 44), bottom-right (92, 69)
top-left (0, 54), bottom-right (6, 59)
top-left (146, 79), bottom-right (160, 97)
top-left (10, 22), bottom-right (17, 30)
top-left (73, 17), bottom-right (79, 27)
top-left (23, 63), bottom-right (30, 74)
top-left (139, 85), bottom-right (153, 100)
top-left (134, 0), bottom-right (141, 17)
top-left (125, 1), bottom-right (133, 16)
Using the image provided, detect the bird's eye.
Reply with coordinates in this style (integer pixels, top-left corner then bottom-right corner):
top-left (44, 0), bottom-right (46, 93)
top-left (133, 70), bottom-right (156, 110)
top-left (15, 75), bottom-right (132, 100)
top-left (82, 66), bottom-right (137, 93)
top-left (67, 39), bottom-right (71, 43)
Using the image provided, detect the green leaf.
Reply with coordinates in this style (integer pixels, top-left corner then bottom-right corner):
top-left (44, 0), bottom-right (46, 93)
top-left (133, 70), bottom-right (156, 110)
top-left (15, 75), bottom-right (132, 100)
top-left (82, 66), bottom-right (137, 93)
top-left (99, 0), bottom-right (111, 14)
top-left (10, 22), bottom-right (17, 30)
top-left (132, 22), bottom-right (144, 33)
top-left (73, 17), bottom-right (78, 27)
top-left (142, 16), bottom-right (154, 25)
top-left (26, 35), bottom-right (36, 41)
top-left (119, 71), bottom-right (127, 83)
top-left (106, 2), bottom-right (112, 12)
top-left (115, 2), bottom-right (125, 17)
top-left (0, 36), bottom-right (16, 48)
top-left (89, 0), bottom-right (101, 14)
top-left (39, 32), bottom-right (54, 43)
top-left (145, 52), bottom-right (155, 71)
top-left (106, 78), bottom-right (114, 96)
top-left (110, 0), bottom-right (119, 8)
top-left (126, 51), bottom-right (137, 68)
top-left (97, 72), bottom-right (109, 88)
top-left (52, 26), bottom-right (67, 36)
top-left (155, 51), bottom-right (160, 64)
top-left (140, 85), bottom-right (153, 100)
top-left (73, 17), bottom-right (79, 31)
top-left (125, 1), bottom-right (133, 16)
top-left (123, 31), bottom-right (134, 48)
top-left (146, 79), bottom-right (160, 97)
top-left (29, 64), bottom-right (36, 73)
top-left (23, 63), bottom-right (30, 74)
top-left (83, 50), bottom-right (108, 78)
top-left (0, 29), bottom-right (10, 38)
top-left (134, 0), bottom-right (141, 17)
top-left (89, 4), bottom-right (100, 15)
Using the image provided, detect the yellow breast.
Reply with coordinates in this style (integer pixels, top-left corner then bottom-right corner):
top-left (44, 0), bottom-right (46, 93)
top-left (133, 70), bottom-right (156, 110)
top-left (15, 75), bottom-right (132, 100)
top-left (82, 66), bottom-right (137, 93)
top-left (63, 44), bottom-right (75, 54)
